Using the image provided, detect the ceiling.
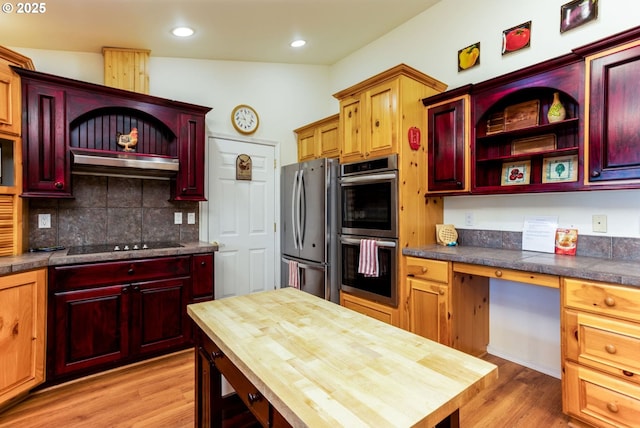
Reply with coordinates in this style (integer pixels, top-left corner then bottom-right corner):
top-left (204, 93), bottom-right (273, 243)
top-left (1, 0), bottom-right (441, 65)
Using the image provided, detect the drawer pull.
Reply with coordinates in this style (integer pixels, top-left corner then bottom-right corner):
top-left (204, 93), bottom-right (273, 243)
top-left (605, 344), bottom-right (617, 354)
top-left (623, 370), bottom-right (634, 377)
top-left (211, 351), bottom-right (223, 359)
top-left (421, 267), bottom-right (428, 274)
top-left (606, 402), bottom-right (619, 414)
top-left (604, 296), bottom-right (616, 307)
top-left (495, 270), bottom-right (503, 277)
top-left (248, 392), bottom-right (262, 404)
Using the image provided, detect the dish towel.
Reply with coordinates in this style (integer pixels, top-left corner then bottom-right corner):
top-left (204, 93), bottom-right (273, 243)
top-left (358, 239), bottom-right (379, 277)
top-left (288, 260), bottom-right (300, 288)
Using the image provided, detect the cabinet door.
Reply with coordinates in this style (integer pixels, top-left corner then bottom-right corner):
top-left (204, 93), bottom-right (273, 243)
top-left (339, 95), bottom-right (364, 163)
top-left (51, 284), bottom-right (130, 378)
top-left (22, 82), bottom-right (71, 197)
top-left (408, 278), bottom-right (450, 345)
top-left (132, 277), bottom-right (191, 356)
top-left (367, 80), bottom-right (398, 159)
top-left (587, 42), bottom-right (640, 182)
top-left (296, 128), bottom-right (316, 162)
top-left (0, 61), bottom-right (20, 136)
top-left (174, 112), bottom-right (206, 201)
top-left (0, 269), bottom-right (46, 406)
top-left (318, 119), bottom-right (339, 159)
top-left (192, 253), bottom-right (215, 302)
top-left (427, 96), bottom-right (469, 193)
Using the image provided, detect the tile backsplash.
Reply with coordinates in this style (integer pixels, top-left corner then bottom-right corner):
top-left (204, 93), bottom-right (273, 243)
top-left (29, 175), bottom-right (200, 249)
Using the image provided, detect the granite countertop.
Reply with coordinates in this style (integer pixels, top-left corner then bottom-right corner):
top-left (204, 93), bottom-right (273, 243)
top-left (403, 244), bottom-right (640, 288)
top-left (188, 288), bottom-right (498, 427)
top-left (0, 241), bottom-right (218, 275)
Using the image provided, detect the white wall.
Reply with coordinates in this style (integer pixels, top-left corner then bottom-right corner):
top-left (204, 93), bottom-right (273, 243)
top-left (13, 48), bottom-right (336, 168)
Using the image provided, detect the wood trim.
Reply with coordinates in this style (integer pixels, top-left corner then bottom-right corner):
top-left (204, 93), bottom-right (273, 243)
top-left (0, 46), bottom-right (35, 70)
top-left (453, 262), bottom-right (560, 288)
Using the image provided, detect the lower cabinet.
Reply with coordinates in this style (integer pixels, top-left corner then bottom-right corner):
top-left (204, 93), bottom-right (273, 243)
top-left (562, 277), bottom-right (640, 427)
top-left (340, 291), bottom-right (399, 326)
top-left (47, 253), bottom-right (213, 383)
top-left (0, 269), bottom-right (46, 408)
top-left (194, 327), bottom-right (291, 428)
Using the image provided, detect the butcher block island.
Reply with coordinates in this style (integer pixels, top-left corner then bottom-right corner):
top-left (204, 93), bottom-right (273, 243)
top-left (188, 288), bottom-right (497, 427)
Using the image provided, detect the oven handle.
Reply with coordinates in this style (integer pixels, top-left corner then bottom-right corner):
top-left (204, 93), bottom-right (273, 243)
top-left (339, 172), bottom-right (397, 184)
top-left (340, 236), bottom-right (397, 248)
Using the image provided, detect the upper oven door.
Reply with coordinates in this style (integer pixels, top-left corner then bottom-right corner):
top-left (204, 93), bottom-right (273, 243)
top-left (339, 172), bottom-right (398, 238)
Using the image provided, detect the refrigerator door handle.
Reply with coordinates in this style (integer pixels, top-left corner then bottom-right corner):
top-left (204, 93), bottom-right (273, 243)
top-left (296, 169), bottom-right (304, 249)
top-left (291, 170), bottom-right (300, 249)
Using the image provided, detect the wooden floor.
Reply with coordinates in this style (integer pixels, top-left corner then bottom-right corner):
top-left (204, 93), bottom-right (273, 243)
top-left (0, 350), bottom-right (570, 427)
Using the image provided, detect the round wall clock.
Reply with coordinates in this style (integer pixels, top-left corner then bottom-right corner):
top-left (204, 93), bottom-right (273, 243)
top-left (231, 104), bottom-right (259, 134)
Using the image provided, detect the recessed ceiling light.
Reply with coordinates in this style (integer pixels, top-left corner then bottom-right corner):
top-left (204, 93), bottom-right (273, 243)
top-left (290, 40), bottom-right (306, 48)
top-left (172, 27), bottom-right (195, 37)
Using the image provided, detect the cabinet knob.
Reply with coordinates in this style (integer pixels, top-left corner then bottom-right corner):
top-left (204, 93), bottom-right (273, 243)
top-left (591, 170), bottom-right (601, 178)
top-left (348, 111), bottom-right (352, 118)
top-left (604, 296), bottom-right (616, 307)
top-left (421, 267), bottom-right (428, 273)
top-left (132, 285), bottom-right (140, 292)
top-left (623, 370), bottom-right (634, 377)
top-left (439, 289), bottom-right (445, 295)
top-left (247, 392), bottom-right (262, 404)
top-left (200, 261), bottom-right (207, 267)
top-left (495, 270), bottom-right (503, 277)
top-left (182, 188), bottom-right (187, 193)
top-left (122, 287), bottom-right (129, 294)
top-left (54, 181), bottom-right (64, 189)
top-left (456, 181), bottom-right (462, 188)
top-left (128, 268), bottom-right (135, 275)
top-left (605, 344), bottom-right (617, 354)
top-left (606, 402), bottom-right (619, 414)
top-left (211, 350), bottom-right (223, 359)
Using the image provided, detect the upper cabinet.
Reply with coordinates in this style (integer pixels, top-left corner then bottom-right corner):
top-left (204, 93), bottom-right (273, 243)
top-left (294, 114), bottom-right (339, 162)
top-left (334, 64), bottom-right (447, 164)
top-left (471, 56), bottom-right (584, 194)
top-left (423, 86), bottom-right (472, 194)
top-left (12, 67), bottom-right (211, 200)
top-left (578, 28), bottom-right (640, 186)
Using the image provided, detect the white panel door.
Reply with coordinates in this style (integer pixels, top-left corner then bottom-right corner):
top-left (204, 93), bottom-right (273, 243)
top-left (203, 136), bottom-right (276, 299)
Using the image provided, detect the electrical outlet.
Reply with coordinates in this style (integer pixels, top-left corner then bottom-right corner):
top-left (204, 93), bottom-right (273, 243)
top-left (38, 213), bottom-right (51, 229)
top-left (592, 214), bottom-right (607, 233)
top-left (464, 212), bottom-right (474, 226)
top-left (174, 212), bottom-right (183, 225)
top-left (187, 212), bottom-right (196, 224)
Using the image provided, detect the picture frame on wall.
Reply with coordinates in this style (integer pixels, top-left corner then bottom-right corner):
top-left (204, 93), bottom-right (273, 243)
top-left (560, 0), bottom-right (598, 33)
top-left (502, 21), bottom-right (531, 55)
top-left (458, 42), bottom-right (480, 71)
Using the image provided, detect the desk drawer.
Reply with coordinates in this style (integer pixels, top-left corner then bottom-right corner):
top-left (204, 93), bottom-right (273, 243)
top-left (564, 310), bottom-right (640, 385)
top-left (564, 278), bottom-right (640, 322)
top-left (454, 263), bottom-right (559, 288)
top-left (405, 257), bottom-right (449, 283)
top-left (564, 361), bottom-right (640, 428)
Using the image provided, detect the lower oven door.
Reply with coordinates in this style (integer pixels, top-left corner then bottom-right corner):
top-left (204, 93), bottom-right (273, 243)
top-left (339, 235), bottom-right (397, 307)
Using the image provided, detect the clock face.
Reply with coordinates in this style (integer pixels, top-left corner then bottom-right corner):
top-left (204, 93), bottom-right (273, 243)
top-left (232, 105), bottom-right (259, 134)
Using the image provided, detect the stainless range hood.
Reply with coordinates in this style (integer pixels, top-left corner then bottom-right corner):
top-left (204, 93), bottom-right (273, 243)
top-left (71, 149), bottom-right (179, 180)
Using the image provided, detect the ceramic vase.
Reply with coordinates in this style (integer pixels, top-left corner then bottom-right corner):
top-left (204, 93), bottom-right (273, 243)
top-left (547, 92), bottom-right (566, 123)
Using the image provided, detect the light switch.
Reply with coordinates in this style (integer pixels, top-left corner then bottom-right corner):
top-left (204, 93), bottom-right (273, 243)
top-left (174, 212), bottom-right (183, 225)
top-left (38, 213), bottom-right (51, 229)
top-left (187, 212), bottom-right (196, 224)
top-left (592, 214), bottom-right (607, 233)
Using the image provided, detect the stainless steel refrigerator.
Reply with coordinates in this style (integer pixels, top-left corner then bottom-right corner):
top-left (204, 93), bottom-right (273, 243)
top-left (281, 158), bottom-right (339, 303)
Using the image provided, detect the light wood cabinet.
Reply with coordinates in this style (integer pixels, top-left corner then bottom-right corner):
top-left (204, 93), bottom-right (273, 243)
top-left (0, 269), bottom-right (46, 409)
top-left (340, 291), bottom-right (398, 325)
top-left (102, 47), bottom-right (150, 94)
top-left (334, 64), bottom-right (446, 164)
top-left (562, 277), bottom-right (640, 427)
top-left (294, 114), bottom-right (339, 162)
top-left (0, 46), bottom-right (34, 256)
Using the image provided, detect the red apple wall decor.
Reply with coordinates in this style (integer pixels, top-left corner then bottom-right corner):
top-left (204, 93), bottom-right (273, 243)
top-left (502, 21), bottom-right (532, 55)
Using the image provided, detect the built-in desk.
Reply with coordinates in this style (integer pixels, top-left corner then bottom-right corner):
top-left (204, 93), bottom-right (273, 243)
top-left (403, 245), bottom-right (640, 428)
top-left (188, 287), bottom-right (498, 428)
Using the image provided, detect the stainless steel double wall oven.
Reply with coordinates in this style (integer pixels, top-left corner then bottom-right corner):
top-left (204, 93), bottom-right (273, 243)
top-left (339, 155), bottom-right (399, 307)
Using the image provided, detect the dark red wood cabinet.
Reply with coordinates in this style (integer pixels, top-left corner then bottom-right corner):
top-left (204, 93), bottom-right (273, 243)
top-left (423, 87), bottom-right (471, 194)
top-left (13, 67), bottom-right (211, 200)
top-left (584, 40), bottom-right (640, 183)
top-left (47, 253), bottom-right (214, 383)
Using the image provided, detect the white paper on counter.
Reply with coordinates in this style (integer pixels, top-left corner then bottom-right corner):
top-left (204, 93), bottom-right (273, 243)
top-left (522, 216), bottom-right (558, 253)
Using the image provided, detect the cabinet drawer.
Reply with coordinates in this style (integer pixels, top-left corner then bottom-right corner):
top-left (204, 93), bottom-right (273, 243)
top-left (454, 262), bottom-right (559, 288)
top-left (50, 256), bottom-right (191, 291)
top-left (564, 278), bottom-right (640, 322)
top-left (564, 361), bottom-right (640, 428)
top-left (405, 257), bottom-right (448, 283)
top-left (564, 310), bottom-right (640, 385)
